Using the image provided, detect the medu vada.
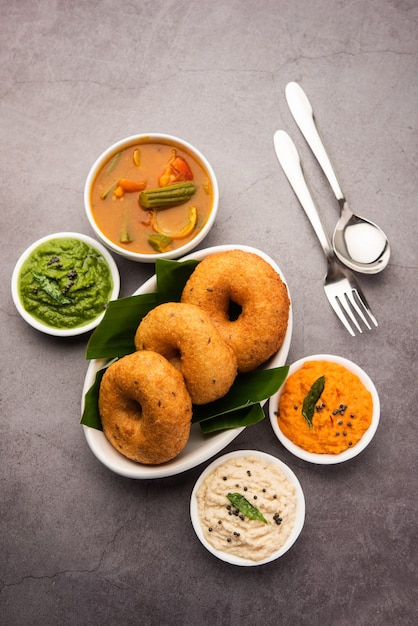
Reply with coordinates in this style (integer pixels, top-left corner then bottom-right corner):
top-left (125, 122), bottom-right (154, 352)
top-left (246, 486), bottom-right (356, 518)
top-left (98, 350), bottom-right (192, 465)
top-left (134, 302), bottom-right (237, 405)
top-left (180, 249), bottom-right (290, 373)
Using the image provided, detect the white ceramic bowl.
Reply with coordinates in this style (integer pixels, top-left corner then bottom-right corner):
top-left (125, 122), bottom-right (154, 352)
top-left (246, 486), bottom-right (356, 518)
top-left (190, 450), bottom-right (305, 566)
top-left (269, 354), bottom-right (380, 464)
top-left (82, 244), bottom-right (293, 478)
top-left (11, 232), bottom-right (120, 337)
top-left (84, 133), bottom-right (219, 263)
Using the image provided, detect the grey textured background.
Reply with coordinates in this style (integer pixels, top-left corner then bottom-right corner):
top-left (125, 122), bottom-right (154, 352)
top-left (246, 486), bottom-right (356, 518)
top-left (1, 1), bottom-right (417, 625)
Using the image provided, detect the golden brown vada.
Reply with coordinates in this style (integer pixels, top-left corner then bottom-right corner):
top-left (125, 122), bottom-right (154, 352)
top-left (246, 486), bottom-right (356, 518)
top-left (99, 350), bottom-right (192, 464)
top-left (134, 302), bottom-right (237, 404)
top-left (181, 249), bottom-right (290, 373)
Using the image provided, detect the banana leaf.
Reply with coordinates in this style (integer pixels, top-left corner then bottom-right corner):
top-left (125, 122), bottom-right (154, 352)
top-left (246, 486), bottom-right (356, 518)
top-left (199, 403), bottom-right (266, 434)
top-left (81, 361), bottom-right (115, 429)
top-left (156, 258), bottom-right (198, 303)
top-left (192, 366), bottom-right (289, 423)
top-left (85, 258), bottom-right (198, 360)
top-left (86, 293), bottom-right (157, 359)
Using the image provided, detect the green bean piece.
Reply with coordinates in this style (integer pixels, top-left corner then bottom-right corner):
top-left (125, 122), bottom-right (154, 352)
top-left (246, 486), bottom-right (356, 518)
top-left (139, 182), bottom-right (196, 209)
top-left (119, 224), bottom-right (133, 244)
top-left (100, 181), bottom-right (117, 200)
top-left (105, 152), bottom-right (121, 174)
top-left (148, 234), bottom-right (172, 252)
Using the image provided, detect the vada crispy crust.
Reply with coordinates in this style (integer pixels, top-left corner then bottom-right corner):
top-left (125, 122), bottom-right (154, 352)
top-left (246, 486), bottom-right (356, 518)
top-left (99, 351), bottom-right (192, 465)
top-left (181, 249), bottom-right (290, 373)
top-left (134, 302), bottom-right (237, 405)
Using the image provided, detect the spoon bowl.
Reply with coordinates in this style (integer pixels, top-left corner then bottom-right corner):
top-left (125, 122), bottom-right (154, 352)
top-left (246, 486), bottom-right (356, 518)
top-left (285, 82), bottom-right (391, 274)
top-left (333, 201), bottom-right (391, 274)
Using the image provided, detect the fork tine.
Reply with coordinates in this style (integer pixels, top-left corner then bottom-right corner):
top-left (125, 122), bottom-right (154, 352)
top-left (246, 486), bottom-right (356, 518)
top-left (326, 292), bottom-right (357, 336)
top-left (352, 287), bottom-right (378, 328)
top-left (326, 284), bottom-right (378, 336)
top-left (324, 256), bottom-right (379, 335)
top-left (335, 294), bottom-right (363, 334)
top-left (344, 290), bottom-right (372, 329)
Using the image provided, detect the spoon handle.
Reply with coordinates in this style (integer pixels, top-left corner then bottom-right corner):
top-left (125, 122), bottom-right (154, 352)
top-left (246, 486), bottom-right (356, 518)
top-left (273, 130), bottom-right (334, 260)
top-left (285, 82), bottom-right (345, 204)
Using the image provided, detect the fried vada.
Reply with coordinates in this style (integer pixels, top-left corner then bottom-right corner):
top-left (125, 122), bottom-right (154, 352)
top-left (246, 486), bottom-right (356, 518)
top-left (134, 302), bottom-right (237, 404)
top-left (99, 350), bottom-right (192, 464)
top-left (181, 249), bottom-right (290, 373)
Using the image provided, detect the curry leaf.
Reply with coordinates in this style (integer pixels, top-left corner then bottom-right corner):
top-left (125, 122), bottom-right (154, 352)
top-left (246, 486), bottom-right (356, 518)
top-left (302, 375), bottom-right (325, 430)
top-left (227, 493), bottom-right (268, 523)
top-left (31, 271), bottom-right (73, 305)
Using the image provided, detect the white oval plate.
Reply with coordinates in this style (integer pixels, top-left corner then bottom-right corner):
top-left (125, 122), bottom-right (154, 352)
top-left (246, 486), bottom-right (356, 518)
top-left (269, 354), bottom-right (380, 464)
top-left (82, 244), bottom-right (293, 478)
top-left (190, 449), bottom-right (305, 566)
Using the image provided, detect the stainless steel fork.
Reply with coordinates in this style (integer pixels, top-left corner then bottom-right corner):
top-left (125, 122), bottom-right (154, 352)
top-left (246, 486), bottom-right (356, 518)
top-left (273, 130), bottom-right (378, 336)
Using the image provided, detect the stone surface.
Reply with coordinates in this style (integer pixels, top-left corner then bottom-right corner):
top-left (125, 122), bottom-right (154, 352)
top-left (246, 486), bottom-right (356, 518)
top-left (1, 1), bottom-right (417, 625)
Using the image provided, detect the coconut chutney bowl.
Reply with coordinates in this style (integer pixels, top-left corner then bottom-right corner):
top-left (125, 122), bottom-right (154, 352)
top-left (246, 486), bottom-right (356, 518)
top-left (11, 232), bottom-right (120, 337)
top-left (269, 354), bottom-right (380, 464)
top-left (190, 450), bottom-right (305, 566)
top-left (84, 133), bottom-right (219, 263)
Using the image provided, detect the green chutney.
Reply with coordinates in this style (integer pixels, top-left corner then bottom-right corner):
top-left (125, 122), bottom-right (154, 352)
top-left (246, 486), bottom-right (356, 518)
top-left (18, 238), bottom-right (114, 329)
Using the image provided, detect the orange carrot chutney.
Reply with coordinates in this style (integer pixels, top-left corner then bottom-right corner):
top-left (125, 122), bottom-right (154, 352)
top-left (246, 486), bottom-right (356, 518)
top-left (276, 360), bottom-right (373, 454)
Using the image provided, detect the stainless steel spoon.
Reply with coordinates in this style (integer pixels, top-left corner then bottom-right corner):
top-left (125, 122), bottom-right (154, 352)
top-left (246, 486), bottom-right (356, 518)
top-left (285, 81), bottom-right (391, 274)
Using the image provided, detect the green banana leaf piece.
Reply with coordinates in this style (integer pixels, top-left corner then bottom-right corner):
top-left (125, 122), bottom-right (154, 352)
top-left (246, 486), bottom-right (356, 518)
top-left (81, 361), bottom-right (115, 429)
top-left (192, 367), bottom-right (289, 423)
top-left (156, 258), bottom-right (198, 303)
top-left (86, 292), bottom-right (158, 360)
top-left (199, 403), bottom-right (266, 434)
top-left (85, 258), bottom-right (199, 360)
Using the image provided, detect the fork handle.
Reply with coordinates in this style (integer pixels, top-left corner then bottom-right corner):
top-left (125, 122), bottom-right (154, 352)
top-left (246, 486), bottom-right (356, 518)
top-left (285, 82), bottom-right (345, 204)
top-left (273, 130), bottom-right (334, 260)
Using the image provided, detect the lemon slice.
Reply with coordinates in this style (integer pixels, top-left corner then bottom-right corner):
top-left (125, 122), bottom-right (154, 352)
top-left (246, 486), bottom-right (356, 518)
top-left (153, 206), bottom-right (198, 239)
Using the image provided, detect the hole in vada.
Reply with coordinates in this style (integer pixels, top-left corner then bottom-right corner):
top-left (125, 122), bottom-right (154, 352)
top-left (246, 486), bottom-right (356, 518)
top-left (129, 400), bottom-right (143, 418)
top-left (168, 350), bottom-right (182, 370)
top-left (228, 300), bottom-right (242, 321)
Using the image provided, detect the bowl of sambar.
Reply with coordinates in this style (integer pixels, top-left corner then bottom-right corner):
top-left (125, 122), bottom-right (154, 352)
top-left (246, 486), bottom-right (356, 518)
top-left (84, 134), bottom-right (219, 262)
